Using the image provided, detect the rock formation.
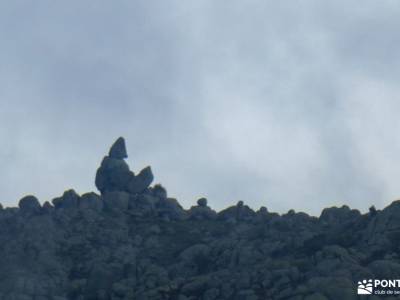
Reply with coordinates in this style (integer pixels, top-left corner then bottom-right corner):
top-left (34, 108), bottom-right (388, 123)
top-left (109, 136), bottom-right (128, 159)
top-left (95, 137), bottom-right (154, 195)
top-left (18, 195), bottom-right (41, 214)
top-left (0, 137), bottom-right (400, 300)
top-left (188, 198), bottom-right (217, 220)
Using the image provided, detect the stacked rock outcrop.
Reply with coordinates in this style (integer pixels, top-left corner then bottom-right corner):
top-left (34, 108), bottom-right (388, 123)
top-left (95, 137), bottom-right (154, 195)
top-left (1, 138), bottom-right (400, 300)
top-left (188, 198), bottom-right (217, 220)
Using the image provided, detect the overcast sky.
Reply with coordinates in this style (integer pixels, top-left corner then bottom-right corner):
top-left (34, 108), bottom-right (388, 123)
top-left (1, 1), bottom-right (400, 215)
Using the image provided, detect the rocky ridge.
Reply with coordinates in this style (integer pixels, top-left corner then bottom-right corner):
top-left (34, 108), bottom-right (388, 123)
top-left (1, 138), bottom-right (400, 300)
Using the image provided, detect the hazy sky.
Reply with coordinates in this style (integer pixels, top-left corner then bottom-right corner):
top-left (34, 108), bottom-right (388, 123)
top-left (1, 1), bottom-right (400, 215)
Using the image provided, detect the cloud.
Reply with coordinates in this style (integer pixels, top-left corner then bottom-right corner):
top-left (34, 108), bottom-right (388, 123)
top-left (0, 1), bottom-right (399, 216)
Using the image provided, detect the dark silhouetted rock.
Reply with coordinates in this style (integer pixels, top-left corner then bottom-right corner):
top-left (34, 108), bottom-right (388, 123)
top-left (286, 209), bottom-right (296, 215)
top-left (52, 189), bottom-right (80, 209)
top-left (218, 201), bottom-right (256, 221)
top-left (197, 197), bottom-right (207, 207)
top-left (256, 206), bottom-right (269, 220)
top-left (127, 166), bottom-right (154, 194)
top-left (152, 184), bottom-right (167, 199)
top-left (319, 205), bottom-right (361, 224)
top-left (95, 138), bottom-right (154, 196)
top-left (188, 198), bottom-right (217, 220)
top-left (258, 206), bottom-right (268, 214)
top-left (109, 137), bottom-right (128, 159)
top-left (42, 201), bottom-right (54, 213)
top-left (95, 156), bottom-right (133, 193)
top-left (363, 200), bottom-right (400, 251)
top-left (369, 205), bottom-right (377, 216)
top-left (18, 195), bottom-right (41, 214)
top-left (2, 138), bottom-right (399, 300)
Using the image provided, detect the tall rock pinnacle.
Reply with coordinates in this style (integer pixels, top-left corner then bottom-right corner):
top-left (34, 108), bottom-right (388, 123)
top-left (95, 137), bottom-right (153, 194)
top-left (109, 137), bottom-right (128, 159)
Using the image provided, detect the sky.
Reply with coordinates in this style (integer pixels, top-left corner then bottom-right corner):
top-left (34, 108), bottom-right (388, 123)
top-left (1, 1), bottom-right (400, 216)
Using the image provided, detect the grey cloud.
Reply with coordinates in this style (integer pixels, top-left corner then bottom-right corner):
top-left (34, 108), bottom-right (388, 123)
top-left (0, 1), bottom-right (399, 216)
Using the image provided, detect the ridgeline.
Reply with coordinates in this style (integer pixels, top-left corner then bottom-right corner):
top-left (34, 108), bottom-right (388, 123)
top-left (1, 138), bottom-right (399, 300)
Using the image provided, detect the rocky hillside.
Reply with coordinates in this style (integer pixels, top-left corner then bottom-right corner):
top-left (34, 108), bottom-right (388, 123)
top-left (1, 138), bottom-right (400, 300)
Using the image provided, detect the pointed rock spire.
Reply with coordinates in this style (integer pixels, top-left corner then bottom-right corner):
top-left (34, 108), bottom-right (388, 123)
top-left (109, 137), bottom-right (128, 159)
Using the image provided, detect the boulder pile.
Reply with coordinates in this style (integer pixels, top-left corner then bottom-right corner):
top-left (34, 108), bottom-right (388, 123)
top-left (0, 138), bottom-right (399, 300)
